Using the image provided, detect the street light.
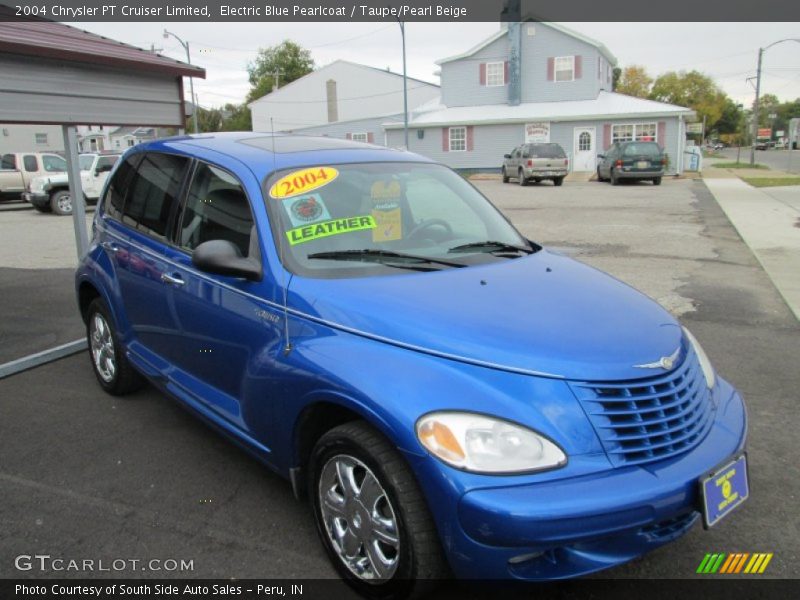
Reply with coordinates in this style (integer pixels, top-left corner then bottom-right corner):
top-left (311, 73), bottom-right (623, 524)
top-left (395, 18), bottom-right (409, 150)
top-left (163, 29), bottom-right (199, 134)
top-left (750, 38), bottom-right (800, 165)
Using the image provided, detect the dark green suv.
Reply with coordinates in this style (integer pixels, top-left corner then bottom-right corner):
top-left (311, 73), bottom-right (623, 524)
top-left (597, 141), bottom-right (665, 186)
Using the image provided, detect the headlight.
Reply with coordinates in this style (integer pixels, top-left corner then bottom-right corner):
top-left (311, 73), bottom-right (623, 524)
top-left (683, 326), bottom-right (716, 389)
top-left (416, 412), bottom-right (567, 474)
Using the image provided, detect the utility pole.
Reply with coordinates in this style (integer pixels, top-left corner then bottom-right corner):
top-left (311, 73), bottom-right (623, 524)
top-left (750, 38), bottom-right (800, 165)
top-left (398, 19), bottom-right (408, 149)
top-left (272, 68), bottom-right (284, 92)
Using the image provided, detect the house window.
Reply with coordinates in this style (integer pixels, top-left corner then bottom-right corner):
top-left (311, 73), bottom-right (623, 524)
top-left (486, 61), bottom-right (505, 86)
top-left (612, 123), bottom-right (657, 143)
top-left (34, 133), bottom-right (48, 145)
top-left (555, 56), bottom-right (575, 82)
top-left (351, 133), bottom-right (368, 143)
top-left (126, 139), bottom-right (135, 147)
top-left (449, 127), bottom-right (466, 152)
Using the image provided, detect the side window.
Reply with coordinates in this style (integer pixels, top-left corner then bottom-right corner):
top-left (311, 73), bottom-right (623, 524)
top-left (522, 145), bottom-right (532, 159)
top-left (178, 163), bottom-right (256, 259)
top-left (96, 155), bottom-right (119, 172)
top-left (512, 147), bottom-right (520, 159)
top-left (1, 154), bottom-right (15, 170)
top-left (123, 153), bottom-right (189, 240)
top-left (23, 155), bottom-right (38, 172)
top-left (103, 155), bottom-right (139, 221)
top-left (42, 155), bottom-right (66, 172)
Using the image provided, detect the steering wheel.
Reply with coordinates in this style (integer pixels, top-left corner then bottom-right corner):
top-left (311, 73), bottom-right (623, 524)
top-left (406, 218), bottom-right (453, 240)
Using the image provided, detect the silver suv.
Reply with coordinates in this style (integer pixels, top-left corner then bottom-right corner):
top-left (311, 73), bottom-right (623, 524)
top-left (502, 143), bottom-right (569, 186)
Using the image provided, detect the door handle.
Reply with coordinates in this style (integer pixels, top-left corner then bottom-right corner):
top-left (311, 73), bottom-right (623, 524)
top-left (161, 272), bottom-right (186, 286)
top-left (101, 241), bottom-right (119, 253)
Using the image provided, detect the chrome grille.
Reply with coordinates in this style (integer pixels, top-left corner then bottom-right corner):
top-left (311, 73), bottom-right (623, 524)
top-left (570, 346), bottom-right (715, 467)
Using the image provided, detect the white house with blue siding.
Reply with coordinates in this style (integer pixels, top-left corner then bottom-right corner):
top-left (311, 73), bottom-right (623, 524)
top-left (295, 23), bottom-right (695, 175)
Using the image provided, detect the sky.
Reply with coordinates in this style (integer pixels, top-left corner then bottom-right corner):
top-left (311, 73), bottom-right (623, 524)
top-left (74, 21), bottom-right (800, 109)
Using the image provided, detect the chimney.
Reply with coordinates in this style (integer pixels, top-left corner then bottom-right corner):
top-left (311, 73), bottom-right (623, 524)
top-left (326, 79), bottom-right (338, 123)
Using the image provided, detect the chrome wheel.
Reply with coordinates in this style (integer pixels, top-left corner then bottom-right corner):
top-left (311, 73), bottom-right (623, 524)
top-left (318, 454), bottom-right (400, 582)
top-left (90, 312), bottom-right (116, 383)
top-left (57, 194), bottom-right (72, 213)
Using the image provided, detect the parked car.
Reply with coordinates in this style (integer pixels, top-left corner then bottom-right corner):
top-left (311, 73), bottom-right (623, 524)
top-left (0, 151), bottom-right (66, 200)
top-left (76, 133), bottom-right (747, 596)
top-left (754, 140), bottom-right (770, 151)
top-left (24, 153), bottom-right (120, 215)
top-left (502, 143), bottom-right (568, 186)
top-left (597, 141), bottom-right (666, 185)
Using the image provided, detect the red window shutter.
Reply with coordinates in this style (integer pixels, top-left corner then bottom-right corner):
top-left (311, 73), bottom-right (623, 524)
top-left (345, 133), bottom-right (352, 140)
top-left (442, 128), bottom-right (449, 152)
top-left (657, 121), bottom-right (666, 147)
top-left (547, 57), bottom-right (554, 81)
top-left (466, 126), bottom-right (474, 151)
top-left (603, 124), bottom-right (611, 150)
top-left (504, 61), bottom-right (509, 84)
top-left (367, 132), bottom-right (374, 144)
top-left (479, 63), bottom-right (486, 86)
top-left (575, 56), bottom-right (582, 79)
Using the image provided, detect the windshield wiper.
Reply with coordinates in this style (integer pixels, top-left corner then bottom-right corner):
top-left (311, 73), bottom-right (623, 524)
top-left (307, 249), bottom-right (466, 269)
top-left (447, 241), bottom-right (533, 255)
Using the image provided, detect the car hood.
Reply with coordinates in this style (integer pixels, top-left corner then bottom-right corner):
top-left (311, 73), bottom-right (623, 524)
top-left (287, 249), bottom-right (683, 381)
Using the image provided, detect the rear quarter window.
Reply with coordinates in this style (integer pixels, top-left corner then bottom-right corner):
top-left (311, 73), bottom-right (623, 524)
top-left (103, 155), bottom-right (139, 221)
top-left (622, 143), bottom-right (662, 157)
top-left (526, 144), bottom-right (566, 158)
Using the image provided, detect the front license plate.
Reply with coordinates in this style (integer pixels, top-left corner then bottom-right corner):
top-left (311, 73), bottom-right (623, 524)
top-left (700, 454), bottom-right (749, 528)
top-left (636, 161), bottom-right (649, 169)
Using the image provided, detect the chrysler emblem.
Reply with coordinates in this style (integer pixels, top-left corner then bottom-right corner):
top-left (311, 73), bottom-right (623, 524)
top-left (634, 347), bottom-right (680, 370)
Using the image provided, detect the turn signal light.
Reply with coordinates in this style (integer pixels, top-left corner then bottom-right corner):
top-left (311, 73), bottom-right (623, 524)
top-left (418, 420), bottom-right (466, 463)
top-left (615, 159), bottom-right (623, 168)
top-left (527, 160), bottom-right (533, 167)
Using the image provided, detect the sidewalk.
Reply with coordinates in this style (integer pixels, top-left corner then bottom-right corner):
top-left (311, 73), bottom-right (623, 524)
top-left (703, 177), bottom-right (800, 321)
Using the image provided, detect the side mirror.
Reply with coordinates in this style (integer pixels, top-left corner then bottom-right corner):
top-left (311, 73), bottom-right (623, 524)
top-left (503, 154), bottom-right (511, 159)
top-left (192, 240), bottom-right (262, 281)
top-left (597, 154), bottom-right (605, 159)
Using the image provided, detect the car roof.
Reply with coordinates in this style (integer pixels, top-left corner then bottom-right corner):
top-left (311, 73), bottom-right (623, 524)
top-left (132, 132), bottom-right (434, 180)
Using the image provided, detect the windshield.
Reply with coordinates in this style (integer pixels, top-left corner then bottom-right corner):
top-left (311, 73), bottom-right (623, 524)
top-left (622, 143), bottom-right (661, 157)
top-left (79, 155), bottom-right (95, 171)
top-left (263, 162), bottom-right (534, 278)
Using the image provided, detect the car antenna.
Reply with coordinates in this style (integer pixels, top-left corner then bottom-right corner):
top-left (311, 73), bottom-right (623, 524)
top-left (271, 118), bottom-right (292, 355)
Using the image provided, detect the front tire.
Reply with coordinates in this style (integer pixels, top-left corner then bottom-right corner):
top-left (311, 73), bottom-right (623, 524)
top-left (86, 298), bottom-right (144, 395)
top-left (610, 169), bottom-right (620, 186)
top-left (596, 167), bottom-right (607, 182)
top-left (310, 421), bottom-right (447, 598)
top-left (50, 190), bottom-right (72, 215)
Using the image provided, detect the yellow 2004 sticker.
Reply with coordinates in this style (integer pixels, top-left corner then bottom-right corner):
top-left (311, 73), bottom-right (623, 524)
top-left (286, 215), bottom-right (376, 246)
top-left (269, 166), bottom-right (339, 199)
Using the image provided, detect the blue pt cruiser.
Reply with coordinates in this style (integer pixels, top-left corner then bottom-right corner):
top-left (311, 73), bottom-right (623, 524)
top-left (75, 133), bottom-right (748, 597)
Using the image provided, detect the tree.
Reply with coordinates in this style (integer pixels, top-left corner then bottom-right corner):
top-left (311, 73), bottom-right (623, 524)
top-left (715, 98), bottom-right (744, 135)
top-left (649, 70), bottom-right (728, 130)
top-left (246, 40), bottom-right (314, 103)
top-left (219, 103), bottom-right (252, 131)
top-left (612, 67), bottom-right (622, 91)
top-left (615, 65), bottom-right (653, 98)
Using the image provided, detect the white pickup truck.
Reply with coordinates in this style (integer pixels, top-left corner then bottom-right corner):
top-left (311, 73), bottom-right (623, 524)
top-left (24, 153), bottom-right (120, 215)
top-left (0, 152), bottom-right (67, 199)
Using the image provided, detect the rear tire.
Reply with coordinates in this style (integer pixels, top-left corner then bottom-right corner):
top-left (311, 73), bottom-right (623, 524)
top-left (50, 190), bottom-right (72, 215)
top-left (610, 169), bottom-right (620, 186)
top-left (553, 177), bottom-right (564, 187)
top-left (309, 421), bottom-right (448, 599)
top-left (653, 177), bottom-right (662, 186)
top-left (501, 167), bottom-right (509, 183)
top-left (86, 298), bottom-right (144, 396)
top-left (518, 169), bottom-right (528, 186)
top-left (533, 178), bottom-right (542, 184)
top-left (596, 167), bottom-right (606, 182)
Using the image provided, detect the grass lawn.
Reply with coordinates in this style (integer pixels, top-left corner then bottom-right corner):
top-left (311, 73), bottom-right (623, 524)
top-left (713, 162), bottom-right (770, 169)
top-left (741, 177), bottom-right (800, 188)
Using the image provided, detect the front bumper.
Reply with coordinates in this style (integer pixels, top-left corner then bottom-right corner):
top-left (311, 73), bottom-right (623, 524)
top-left (415, 378), bottom-right (746, 580)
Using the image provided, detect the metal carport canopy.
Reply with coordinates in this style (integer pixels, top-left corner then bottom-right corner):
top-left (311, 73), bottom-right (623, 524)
top-left (0, 16), bottom-right (206, 258)
top-left (0, 16), bottom-right (205, 379)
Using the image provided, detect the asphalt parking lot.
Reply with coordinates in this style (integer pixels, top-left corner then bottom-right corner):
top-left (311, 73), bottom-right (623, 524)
top-left (1, 179), bottom-right (798, 585)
